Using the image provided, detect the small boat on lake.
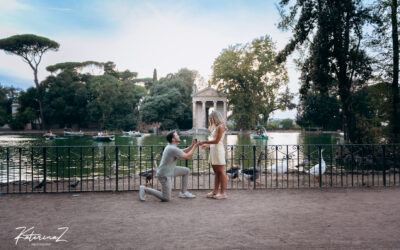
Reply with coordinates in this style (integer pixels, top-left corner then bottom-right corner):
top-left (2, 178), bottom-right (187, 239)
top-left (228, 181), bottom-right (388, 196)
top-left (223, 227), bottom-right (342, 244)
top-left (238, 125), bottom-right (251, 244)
top-left (93, 132), bottom-right (114, 141)
top-left (43, 132), bottom-right (56, 140)
top-left (122, 130), bottom-right (142, 137)
top-left (64, 130), bottom-right (85, 136)
top-left (251, 127), bottom-right (268, 140)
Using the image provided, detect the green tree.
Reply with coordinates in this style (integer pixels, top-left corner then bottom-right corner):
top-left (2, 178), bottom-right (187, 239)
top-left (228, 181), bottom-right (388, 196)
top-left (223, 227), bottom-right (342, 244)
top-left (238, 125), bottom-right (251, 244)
top-left (153, 68), bottom-right (158, 82)
top-left (41, 69), bottom-right (89, 128)
top-left (0, 85), bottom-right (12, 126)
top-left (87, 74), bottom-right (145, 130)
top-left (46, 61), bottom-right (102, 74)
top-left (140, 69), bottom-right (196, 129)
top-left (17, 87), bottom-right (40, 127)
top-left (277, 0), bottom-right (372, 143)
top-left (370, 0), bottom-right (400, 143)
top-left (212, 35), bottom-right (293, 129)
top-left (280, 119), bottom-right (295, 130)
top-left (0, 34), bottom-right (59, 129)
top-left (296, 94), bottom-right (341, 131)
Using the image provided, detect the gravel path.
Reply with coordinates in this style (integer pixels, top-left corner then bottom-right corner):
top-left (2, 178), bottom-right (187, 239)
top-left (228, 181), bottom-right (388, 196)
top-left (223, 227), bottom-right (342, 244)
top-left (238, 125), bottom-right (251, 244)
top-left (1, 187), bottom-right (400, 249)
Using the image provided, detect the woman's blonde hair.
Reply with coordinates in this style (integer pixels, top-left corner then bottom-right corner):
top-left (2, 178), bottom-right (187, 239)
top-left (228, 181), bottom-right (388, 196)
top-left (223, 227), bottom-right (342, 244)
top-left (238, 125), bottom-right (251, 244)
top-left (208, 110), bottom-right (227, 131)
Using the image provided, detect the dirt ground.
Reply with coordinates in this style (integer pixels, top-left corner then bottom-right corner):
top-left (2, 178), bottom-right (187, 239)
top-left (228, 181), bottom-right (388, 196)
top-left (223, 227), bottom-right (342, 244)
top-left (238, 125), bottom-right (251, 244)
top-left (1, 187), bottom-right (400, 249)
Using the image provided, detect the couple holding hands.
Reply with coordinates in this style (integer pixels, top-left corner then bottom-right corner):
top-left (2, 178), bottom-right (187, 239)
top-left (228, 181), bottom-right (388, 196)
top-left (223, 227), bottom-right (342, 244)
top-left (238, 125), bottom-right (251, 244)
top-left (139, 110), bottom-right (227, 201)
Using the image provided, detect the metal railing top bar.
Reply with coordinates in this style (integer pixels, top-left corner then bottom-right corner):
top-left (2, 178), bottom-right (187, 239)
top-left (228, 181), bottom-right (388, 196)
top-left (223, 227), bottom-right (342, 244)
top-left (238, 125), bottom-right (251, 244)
top-left (1, 143), bottom-right (400, 149)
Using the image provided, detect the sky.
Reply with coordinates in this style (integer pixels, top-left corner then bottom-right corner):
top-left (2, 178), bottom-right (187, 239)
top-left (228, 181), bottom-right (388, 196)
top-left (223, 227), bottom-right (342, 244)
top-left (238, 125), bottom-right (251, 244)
top-left (0, 0), bottom-right (300, 119)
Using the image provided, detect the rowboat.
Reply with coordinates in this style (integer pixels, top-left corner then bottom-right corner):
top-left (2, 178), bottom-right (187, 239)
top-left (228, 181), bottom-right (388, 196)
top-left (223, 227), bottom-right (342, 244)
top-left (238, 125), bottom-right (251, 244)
top-left (252, 133), bottom-right (268, 140)
top-left (251, 127), bottom-right (268, 140)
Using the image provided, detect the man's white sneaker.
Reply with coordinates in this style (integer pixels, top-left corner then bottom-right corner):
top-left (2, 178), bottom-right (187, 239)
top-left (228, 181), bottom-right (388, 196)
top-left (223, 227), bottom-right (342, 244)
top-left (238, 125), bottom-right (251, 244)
top-left (179, 191), bottom-right (196, 198)
top-left (139, 185), bottom-right (146, 201)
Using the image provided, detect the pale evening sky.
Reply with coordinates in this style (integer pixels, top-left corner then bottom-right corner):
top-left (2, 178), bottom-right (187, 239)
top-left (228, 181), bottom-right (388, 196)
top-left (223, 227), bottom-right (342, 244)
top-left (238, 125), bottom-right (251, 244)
top-left (0, 0), bottom-right (300, 119)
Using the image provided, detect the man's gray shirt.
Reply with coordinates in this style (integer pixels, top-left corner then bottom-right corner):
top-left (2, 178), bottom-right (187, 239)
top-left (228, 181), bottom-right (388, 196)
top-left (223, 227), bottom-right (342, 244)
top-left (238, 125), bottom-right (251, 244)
top-left (156, 143), bottom-right (184, 177)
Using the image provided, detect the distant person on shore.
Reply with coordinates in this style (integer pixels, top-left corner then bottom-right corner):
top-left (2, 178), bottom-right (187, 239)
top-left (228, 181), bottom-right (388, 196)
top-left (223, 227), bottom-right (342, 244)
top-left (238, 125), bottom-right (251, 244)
top-left (198, 110), bottom-right (228, 199)
top-left (139, 131), bottom-right (200, 202)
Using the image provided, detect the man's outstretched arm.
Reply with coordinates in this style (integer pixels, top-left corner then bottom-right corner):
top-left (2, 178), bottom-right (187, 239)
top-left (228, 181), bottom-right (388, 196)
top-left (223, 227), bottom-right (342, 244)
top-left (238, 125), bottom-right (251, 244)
top-left (180, 142), bottom-right (200, 160)
top-left (182, 139), bottom-right (197, 153)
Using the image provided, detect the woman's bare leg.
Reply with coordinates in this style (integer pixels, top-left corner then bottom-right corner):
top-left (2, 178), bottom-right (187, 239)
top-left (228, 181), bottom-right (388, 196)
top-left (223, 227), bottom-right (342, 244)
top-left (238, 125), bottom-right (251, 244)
top-left (212, 165), bottom-right (219, 194)
top-left (213, 165), bottom-right (227, 194)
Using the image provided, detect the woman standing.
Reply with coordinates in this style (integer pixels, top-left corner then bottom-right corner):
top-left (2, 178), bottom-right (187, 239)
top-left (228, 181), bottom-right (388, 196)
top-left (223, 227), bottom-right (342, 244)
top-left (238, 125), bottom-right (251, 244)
top-left (199, 110), bottom-right (228, 200)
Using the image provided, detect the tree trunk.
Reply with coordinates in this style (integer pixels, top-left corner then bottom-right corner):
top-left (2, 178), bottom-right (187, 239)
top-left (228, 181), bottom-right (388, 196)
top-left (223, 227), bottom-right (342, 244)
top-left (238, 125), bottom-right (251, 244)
top-left (391, 0), bottom-right (400, 143)
top-left (33, 69), bottom-right (46, 130)
top-left (336, 3), bottom-right (357, 144)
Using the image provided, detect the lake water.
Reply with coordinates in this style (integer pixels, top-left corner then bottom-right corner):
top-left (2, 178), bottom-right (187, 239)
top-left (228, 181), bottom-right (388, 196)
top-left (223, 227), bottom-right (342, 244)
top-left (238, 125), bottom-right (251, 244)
top-left (0, 131), bottom-right (343, 183)
top-left (0, 131), bottom-right (342, 147)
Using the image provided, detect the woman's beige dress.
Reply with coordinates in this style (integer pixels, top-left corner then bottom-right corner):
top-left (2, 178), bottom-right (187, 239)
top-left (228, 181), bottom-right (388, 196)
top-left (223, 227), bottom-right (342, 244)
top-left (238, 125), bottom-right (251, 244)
top-left (208, 126), bottom-right (226, 165)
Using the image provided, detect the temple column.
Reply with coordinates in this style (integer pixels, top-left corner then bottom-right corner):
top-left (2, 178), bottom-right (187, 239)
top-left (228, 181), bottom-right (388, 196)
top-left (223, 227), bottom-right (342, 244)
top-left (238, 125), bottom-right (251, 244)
top-left (202, 101), bottom-right (206, 129)
top-left (223, 101), bottom-right (227, 121)
top-left (192, 101), bottom-right (197, 128)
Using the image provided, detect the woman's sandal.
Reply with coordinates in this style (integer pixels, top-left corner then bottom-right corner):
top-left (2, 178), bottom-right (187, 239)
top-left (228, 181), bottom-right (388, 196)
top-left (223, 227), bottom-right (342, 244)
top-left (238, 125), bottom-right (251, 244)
top-left (214, 193), bottom-right (228, 200)
top-left (206, 191), bottom-right (217, 198)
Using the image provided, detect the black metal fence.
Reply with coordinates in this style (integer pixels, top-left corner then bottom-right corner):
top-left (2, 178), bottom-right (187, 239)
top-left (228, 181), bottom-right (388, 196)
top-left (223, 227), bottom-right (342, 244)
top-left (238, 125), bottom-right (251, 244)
top-left (1, 144), bottom-right (399, 194)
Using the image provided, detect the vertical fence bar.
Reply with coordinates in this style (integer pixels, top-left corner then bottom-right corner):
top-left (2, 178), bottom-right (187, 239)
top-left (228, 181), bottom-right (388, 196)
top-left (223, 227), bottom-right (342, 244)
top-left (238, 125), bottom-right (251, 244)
top-left (103, 147), bottom-right (106, 191)
top-left (115, 146), bottom-right (119, 191)
top-left (393, 145), bottom-right (397, 186)
top-left (265, 145), bottom-right (268, 189)
top-left (307, 145), bottom-right (311, 188)
top-left (139, 146), bottom-right (142, 186)
top-left (275, 146), bottom-right (278, 188)
top-left (297, 146), bottom-right (300, 188)
top-left (151, 146), bottom-right (154, 188)
top-left (197, 146), bottom-right (200, 190)
top-left (68, 147), bottom-right (71, 192)
top-left (31, 148), bottom-right (34, 193)
top-left (374, 145), bottom-right (377, 186)
top-left (92, 147), bottom-right (95, 191)
top-left (43, 147), bottom-right (47, 193)
top-left (56, 147), bottom-right (59, 192)
top-left (128, 146), bottom-right (131, 191)
top-left (361, 146), bottom-right (365, 186)
top-left (80, 147), bottom-right (83, 191)
top-left (208, 147), bottom-right (211, 190)
top-left (253, 146), bottom-right (256, 189)
top-left (330, 145), bottom-right (333, 187)
top-left (395, 145), bottom-right (398, 186)
top-left (340, 145), bottom-right (343, 187)
top-left (6, 147), bottom-right (9, 194)
top-left (318, 146), bottom-right (322, 188)
top-left (285, 145), bottom-right (288, 188)
top-left (382, 145), bottom-right (386, 187)
top-left (241, 145), bottom-right (244, 189)
top-left (19, 148), bottom-right (22, 193)
top-left (351, 145), bottom-right (354, 187)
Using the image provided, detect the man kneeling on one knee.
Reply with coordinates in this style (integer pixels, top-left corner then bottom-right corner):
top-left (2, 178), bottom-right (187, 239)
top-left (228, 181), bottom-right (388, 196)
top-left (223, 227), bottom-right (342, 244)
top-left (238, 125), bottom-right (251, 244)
top-left (139, 130), bottom-right (200, 201)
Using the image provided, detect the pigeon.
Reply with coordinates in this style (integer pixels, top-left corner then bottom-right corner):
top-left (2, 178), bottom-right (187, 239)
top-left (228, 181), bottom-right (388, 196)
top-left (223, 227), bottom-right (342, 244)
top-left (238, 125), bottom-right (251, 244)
top-left (70, 180), bottom-right (80, 188)
top-left (34, 179), bottom-right (46, 189)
